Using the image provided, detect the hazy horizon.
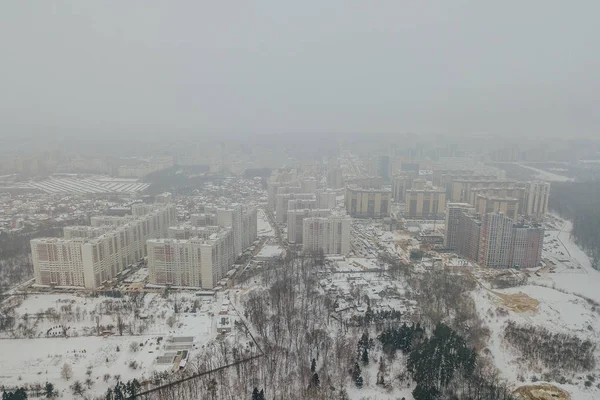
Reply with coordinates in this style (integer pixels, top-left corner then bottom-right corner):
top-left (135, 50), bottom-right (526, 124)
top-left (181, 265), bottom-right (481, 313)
top-left (2, 1), bottom-right (599, 140)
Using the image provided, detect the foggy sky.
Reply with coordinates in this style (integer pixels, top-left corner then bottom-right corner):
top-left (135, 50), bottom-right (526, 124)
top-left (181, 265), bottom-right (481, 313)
top-left (1, 1), bottom-right (599, 141)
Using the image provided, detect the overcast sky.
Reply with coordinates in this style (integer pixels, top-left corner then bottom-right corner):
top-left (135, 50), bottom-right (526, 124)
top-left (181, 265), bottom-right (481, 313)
top-left (1, 1), bottom-right (599, 141)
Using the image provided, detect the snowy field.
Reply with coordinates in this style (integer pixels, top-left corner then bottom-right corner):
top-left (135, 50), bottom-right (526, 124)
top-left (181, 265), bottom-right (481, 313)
top-left (517, 164), bottom-right (574, 182)
top-left (257, 209), bottom-right (274, 237)
top-left (472, 284), bottom-right (600, 400)
top-left (533, 217), bottom-right (600, 304)
top-left (0, 291), bottom-right (224, 397)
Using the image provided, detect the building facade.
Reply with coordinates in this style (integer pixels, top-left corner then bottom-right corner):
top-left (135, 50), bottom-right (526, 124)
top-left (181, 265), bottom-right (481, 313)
top-left (32, 205), bottom-right (176, 289)
top-left (345, 187), bottom-right (391, 218)
top-left (405, 187), bottom-right (446, 218)
top-left (302, 214), bottom-right (351, 255)
top-left (147, 229), bottom-right (234, 289)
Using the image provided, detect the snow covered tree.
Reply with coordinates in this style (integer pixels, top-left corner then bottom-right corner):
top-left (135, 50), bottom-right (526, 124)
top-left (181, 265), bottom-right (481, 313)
top-left (44, 382), bottom-right (56, 398)
top-left (2, 388), bottom-right (27, 400)
top-left (310, 357), bottom-right (316, 373)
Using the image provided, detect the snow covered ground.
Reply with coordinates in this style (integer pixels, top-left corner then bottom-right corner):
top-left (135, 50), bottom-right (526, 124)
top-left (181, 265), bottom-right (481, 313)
top-left (257, 208), bottom-right (275, 237)
top-left (517, 164), bottom-right (574, 182)
top-left (0, 291), bottom-right (224, 397)
top-left (533, 217), bottom-right (600, 304)
top-left (471, 214), bottom-right (600, 399)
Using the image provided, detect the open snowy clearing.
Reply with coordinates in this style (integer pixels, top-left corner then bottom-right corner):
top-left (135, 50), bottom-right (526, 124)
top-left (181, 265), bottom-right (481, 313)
top-left (472, 282), bottom-right (600, 400)
top-left (0, 292), bottom-right (224, 397)
top-left (534, 217), bottom-right (600, 304)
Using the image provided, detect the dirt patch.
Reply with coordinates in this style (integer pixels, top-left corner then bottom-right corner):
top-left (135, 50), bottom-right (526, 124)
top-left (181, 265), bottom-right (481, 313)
top-left (513, 384), bottom-right (570, 400)
top-left (494, 291), bottom-right (539, 313)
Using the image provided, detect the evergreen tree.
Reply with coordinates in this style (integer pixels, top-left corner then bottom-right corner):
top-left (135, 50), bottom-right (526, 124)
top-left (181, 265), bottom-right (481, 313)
top-left (412, 384), bottom-right (440, 400)
top-left (352, 362), bottom-right (363, 388)
top-left (311, 372), bottom-right (320, 387)
top-left (105, 388), bottom-right (113, 400)
top-left (361, 347), bottom-right (369, 365)
top-left (311, 357), bottom-right (316, 373)
top-left (252, 387), bottom-right (265, 400)
top-left (113, 382), bottom-right (124, 400)
top-left (44, 382), bottom-right (55, 398)
top-left (2, 389), bottom-right (27, 400)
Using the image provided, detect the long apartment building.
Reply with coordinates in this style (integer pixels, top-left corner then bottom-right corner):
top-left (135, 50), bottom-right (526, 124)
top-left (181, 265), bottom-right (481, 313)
top-left (32, 205), bottom-right (176, 289)
top-left (147, 228), bottom-right (234, 289)
top-left (345, 186), bottom-right (391, 218)
top-left (302, 213), bottom-right (351, 255)
top-left (404, 180), bottom-right (446, 218)
top-left (444, 203), bottom-right (543, 269)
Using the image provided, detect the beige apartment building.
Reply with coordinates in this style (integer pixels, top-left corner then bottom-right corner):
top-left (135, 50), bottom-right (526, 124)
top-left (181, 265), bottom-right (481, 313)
top-left (345, 187), bottom-right (391, 218)
top-left (474, 194), bottom-right (520, 221)
top-left (405, 186), bottom-right (446, 218)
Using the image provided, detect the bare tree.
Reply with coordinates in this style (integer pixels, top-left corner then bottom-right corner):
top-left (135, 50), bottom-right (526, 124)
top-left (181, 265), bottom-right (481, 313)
top-left (116, 313), bottom-right (125, 336)
top-left (61, 363), bottom-right (73, 381)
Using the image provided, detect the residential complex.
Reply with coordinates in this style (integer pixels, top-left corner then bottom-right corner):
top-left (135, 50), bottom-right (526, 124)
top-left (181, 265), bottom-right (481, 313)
top-left (444, 204), bottom-right (543, 269)
top-left (302, 213), bottom-right (351, 255)
top-left (32, 205), bottom-right (176, 289)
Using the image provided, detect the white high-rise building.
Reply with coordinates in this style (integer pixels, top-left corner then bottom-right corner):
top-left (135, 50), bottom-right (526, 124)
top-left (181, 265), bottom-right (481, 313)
top-left (242, 207), bottom-right (258, 250)
top-left (287, 208), bottom-right (331, 244)
top-left (217, 204), bottom-right (243, 258)
top-left (316, 190), bottom-right (337, 209)
top-left (302, 213), bottom-right (351, 255)
top-left (32, 205), bottom-right (176, 289)
top-left (276, 193), bottom-right (315, 223)
top-left (147, 228), bottom-right (234, 289)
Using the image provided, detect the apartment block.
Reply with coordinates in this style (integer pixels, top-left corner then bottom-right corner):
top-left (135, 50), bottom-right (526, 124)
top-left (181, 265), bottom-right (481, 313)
top-left (217, 205), bottom-right (243, 258)
top-left (475, 194), bottom-right (519, 221)
top-left (302, 213), bottom-right (351, 255)
top-left (316, 190), bottom-right (337, 209)
top-left (391, 175), bottom-right (409, 203)
top-left (345, 187), bottom-right (391, 218)
top-left (287, 208), bottom-right (331, 244)
top-left (147, 228), bottom-right (234, 289)
top-left (405, 185), bottom-right (446, 218)
top-left (450, 179), bottom-right (516, 203)
top-left (525, 181), bottom-right (550, 219)
top-left (478, 213), bottom-right (516, 268)
top-left (275, 192), bottom-right (315, 223)
top-left (32, 205), bottom-right (176, 289)
top-left (444, 203), bottom-right (475, 249)
top-left (168, 225), bottom-right (221, 240)
top-left (445, 206), bottom-right (543, 269)
top-left (190, 212), bottom-right (218, 227)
